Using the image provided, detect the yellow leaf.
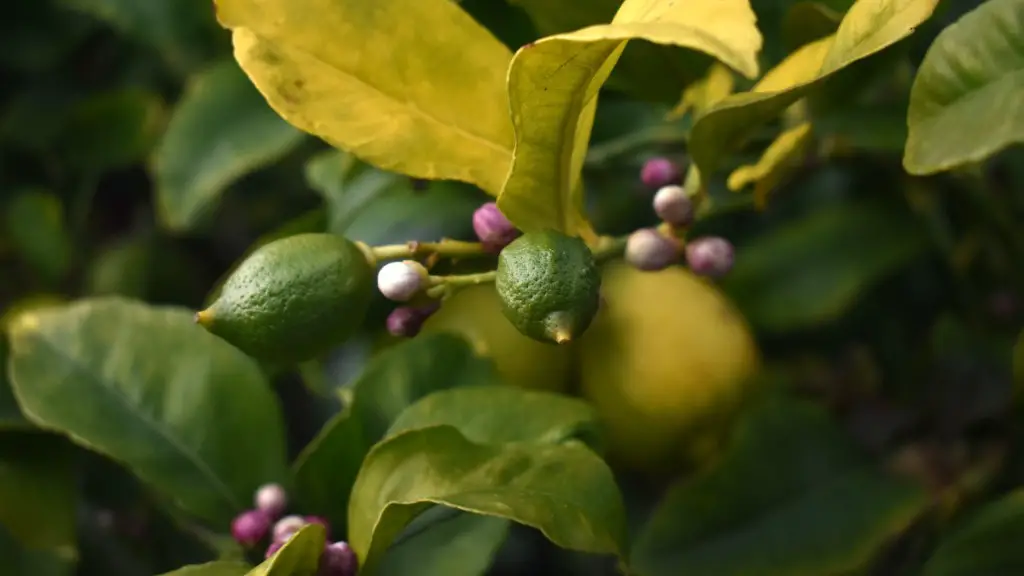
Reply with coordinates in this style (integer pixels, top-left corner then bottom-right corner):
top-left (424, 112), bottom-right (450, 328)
top-left (498, 0), bottom-right (763, 236)
top-left (667, 63), bottom-right (737, 120)
top-left (727, 122), bottom-right (814, 209)
top-left (215, 0), bottom-right (515, 196)
top-left (690, 0), bottom-right (939, 178)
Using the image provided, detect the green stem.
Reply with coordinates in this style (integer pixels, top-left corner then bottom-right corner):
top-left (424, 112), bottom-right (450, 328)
top-left (592, 235), bottom-right (628, 263)
top-left (425, 270), bottom-right (497, 299)
top-left (370, 239), bottom-right (490, 262)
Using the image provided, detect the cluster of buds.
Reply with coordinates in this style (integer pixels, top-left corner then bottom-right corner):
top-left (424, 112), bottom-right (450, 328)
top-left (625, 157), bottom-right (735, 277)
top-left (230, 483), bottom-right (357, 575)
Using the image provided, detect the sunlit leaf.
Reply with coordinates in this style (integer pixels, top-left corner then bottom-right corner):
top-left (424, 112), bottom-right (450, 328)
top-left (216, 0), bottom-right (515, 196)
top-left (727, 121), bottom-right (814, 208)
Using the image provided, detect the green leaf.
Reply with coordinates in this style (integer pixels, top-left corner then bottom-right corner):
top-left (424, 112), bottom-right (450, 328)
top-left (387, 386), bottom-right (599, 447)
top-left (216, 0), bottom-right (515, 196)
top-left (349, 425), bottom-right (628, 576)
top-left (0, 432), bottom-right (77, 556)
top-left (59, 0), bottom-right (225, 73)
top-left (721, 203), bottom-right (929, 332)
top-left (923, 490), bottom-right (1024, 576)
top-left (632, 395), bottom-right (928, 576)
top-left (509, 0), bottom-right (718, 103)
top-left (6, 297), bottom-right (288, 526)
top-left (154, 59), bottom-right (305, 231)
top-left (61, 88), bottom-right (165, 172)
top-left (903, 0), bottom-right (1024, 174)
top-left (0, 339), bottom-right (31, 430)
top-left (158, 561), bottom-right (251, 576)
top-left (498, 0), bottom-right (762, 235)
top-left (376, 511), bottom-right (509, 576)
top-left (3, 190), bottom-right (73, 283)
top-left (292, 334), bottom-right (497, 536)
top-left (781, 1), bottom-right (845, 50)
top-left (690, 0), bottom-right (939, 178)
top-left (247, 524), bottom-right (325, 576)
top-left (0, 526), bottom-right (73, 576)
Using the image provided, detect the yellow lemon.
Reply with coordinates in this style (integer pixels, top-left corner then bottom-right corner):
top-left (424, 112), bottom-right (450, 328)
top-left (422, 284), bottom-right (571, 392)
top-left (578, 262), bottom-right (760, 476)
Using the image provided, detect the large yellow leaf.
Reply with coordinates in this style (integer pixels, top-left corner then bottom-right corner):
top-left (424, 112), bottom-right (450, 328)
top-left (497, 0), bottom-right (762, 236)
top-left (215, 0), bottom-right (515, 196)
top-left (689, 0), bottom-right (939, 178)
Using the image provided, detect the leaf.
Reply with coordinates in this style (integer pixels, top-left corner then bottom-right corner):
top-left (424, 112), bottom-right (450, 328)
top-left (6, 297), bottom-right (288, 526)
top-left (386, 386), bottom-right (599, 447)
top-left (292, 334), bottom-right (498, 536)
top-left (154, 59), bottom-right (305, 231)
top-left (216, 0), bottom-right (515, 196)
top-left (158, 561), bottom-right (251, 576)
top-left (376, 511), bottom-right (509, 576)
top-left (3, 190), bottom-right (72, 283)
top-left (58, 0), bottom-right (225, 73)
top-left (348, 425), bottom-right (628, 576)
top-left (248, 524), bottom-right (325, 576)
top-left (721, 203), bottom-right (929, 332)
top-left (923, 490), bottom-right (1024, 576)
top-left (0, 526), bottom-right (73, 576)
top-left (509, 0), bottom-right (720, 103)
top-left (667, 63), bottom-right (737, 120)
top-left (690, 0), bottom-right (939, 178)
top-left (498, 0), bottom-right (762, 235)
top-left (0, 432), bottom-right (77, 556)
top-left (61, 88), bottom-right (166, 172)
top-left (903, 0), bottom-right (1024, 174)
top-left (782, 1), bottom-right (845, 50)
top-left (632, 395), bottom-right (928, 576)
top-left (0, 339), bottom-right (31, 430)
top-left (726, 121), bottom-right (814, 208)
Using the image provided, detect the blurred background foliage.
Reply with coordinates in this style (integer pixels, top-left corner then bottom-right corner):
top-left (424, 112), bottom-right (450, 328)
top-left (1, 0), bottom-right (1023, 574)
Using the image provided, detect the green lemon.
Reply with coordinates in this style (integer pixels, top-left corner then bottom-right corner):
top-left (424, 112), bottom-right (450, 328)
top-left (196, 233), bottom-right (374, 365)
top-left (421, 284), bottom-right (572, 392)
top-left (496, 230), bottom-right (601, 345)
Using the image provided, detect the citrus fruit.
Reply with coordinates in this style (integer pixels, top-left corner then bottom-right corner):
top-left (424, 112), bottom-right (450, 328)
top-left (421, 284), bottom-right (571, 392)
top-left (578, 262), bottom-right (760, 475)
top-left (495, 230), bottom-right (600, 345)
top-left (196, 233), bottom-right (373, 365)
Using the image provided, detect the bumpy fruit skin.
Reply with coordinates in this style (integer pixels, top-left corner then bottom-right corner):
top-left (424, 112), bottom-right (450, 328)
top-left (421, 284), bottom-right (571, 392)
top-left (495, 230), bottom-right (601, 344)
top-left (197, 233), bottom-right (373, 365)
top-left (579, 263), bottom-right (760, 476)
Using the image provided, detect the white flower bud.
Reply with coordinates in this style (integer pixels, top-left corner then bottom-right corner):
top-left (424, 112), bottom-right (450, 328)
top-left (377, 260), bottom-right (428, 301)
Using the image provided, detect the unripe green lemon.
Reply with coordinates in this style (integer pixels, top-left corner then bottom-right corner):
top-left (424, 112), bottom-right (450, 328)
top-left (578, 262), bottom-right (760, 476)
top-left (196, 233), bottom-right (373, 365)
top-left (495, 230), bottom-right (600, 345)
top-left (420, 284), bottom-right (571, 392)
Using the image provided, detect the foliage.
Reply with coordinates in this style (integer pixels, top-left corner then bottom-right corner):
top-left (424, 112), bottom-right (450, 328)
top-left (2, 0), bottom-right (1024, 575)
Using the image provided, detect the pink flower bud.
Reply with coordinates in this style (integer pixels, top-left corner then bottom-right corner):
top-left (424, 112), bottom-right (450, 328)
top-left (319, 541), bottom-right (358, 576)
top-left (652, 185), bottom-right (694, 227)
top-left (304, 515), bottom-right (331, 540)
top-left (386, 303), bottom-right (440, 338)
top-left (254, 483), bottom-right (288, 519)
top-left (625, 229), bottom-right (680, 272)
top-left (472, 202), bottom-right (519, 252)
top-left (231, 509), bottom-right (270, 547)
top-left (640, 157), bottom-right (680, 189)
top-left (272, 515), bottom-right (307, 543)
top-left (685, 236), bottom-right (735, 278)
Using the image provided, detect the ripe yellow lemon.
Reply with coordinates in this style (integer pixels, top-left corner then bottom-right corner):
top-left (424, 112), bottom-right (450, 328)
top-left (578, 262), bottom-right (760, 475)
top-left (421, 284), bottom-right (571, 392)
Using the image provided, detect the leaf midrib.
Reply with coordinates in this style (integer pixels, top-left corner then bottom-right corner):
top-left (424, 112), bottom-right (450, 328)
top-left (18, 329), bottom-right (241, 517)
top-left (240, 27), bottom-right (513, 159)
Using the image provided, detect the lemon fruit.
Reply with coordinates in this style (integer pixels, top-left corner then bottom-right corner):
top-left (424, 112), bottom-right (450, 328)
top-left (578, 262), bottom-right (760, 476)
top-left (496, 230), bottom-right (600, 345)
top-left (421, 284), bottom-right (571, 392)
top-left (196, 233), bottom-right (373, 365)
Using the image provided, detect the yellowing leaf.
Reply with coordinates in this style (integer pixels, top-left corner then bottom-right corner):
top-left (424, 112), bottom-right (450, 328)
top-left (690, 0), bottom-right (939, 178)
top-left (498, 0), bottom-right (763, 235)
top-left (215, 0), bottom-right (515, 196)
top-left (727, 122), bottom-right (814, 209)
top-left (667, 63), bottom-right (736, 120)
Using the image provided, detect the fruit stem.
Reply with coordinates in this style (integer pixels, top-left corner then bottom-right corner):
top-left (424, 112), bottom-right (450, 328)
top-left (424, 270), bottom-right (498, 299)
top-left (592, 235), bottom-right (629, 264)
top-left (370, 239), bottom-right (490, 262)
